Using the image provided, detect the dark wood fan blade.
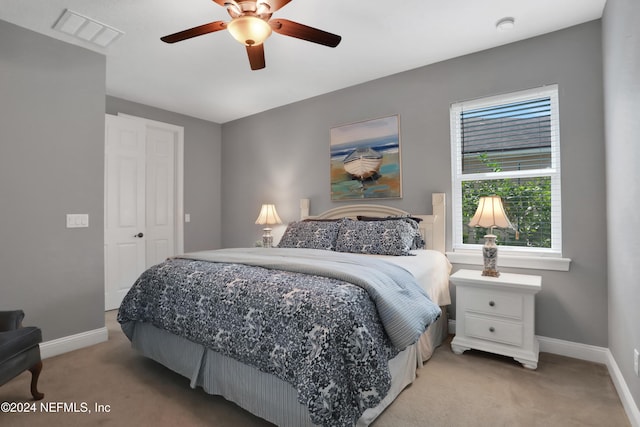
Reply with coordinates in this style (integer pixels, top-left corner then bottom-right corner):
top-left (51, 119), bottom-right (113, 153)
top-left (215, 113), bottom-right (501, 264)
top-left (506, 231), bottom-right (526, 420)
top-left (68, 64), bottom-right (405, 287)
top-left (270, 19), bottom-right (341, 47)
top-left (246, 45), bottom-right (266, 70)
top-left (161, 21), bottom-right (227, 44)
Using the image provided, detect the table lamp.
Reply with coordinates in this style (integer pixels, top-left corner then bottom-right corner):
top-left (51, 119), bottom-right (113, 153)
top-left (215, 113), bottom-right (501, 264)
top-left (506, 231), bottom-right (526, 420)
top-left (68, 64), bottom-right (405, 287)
top-left (468, 195), bottom-right (513, 277)
top-left (255, 204), bottom-right (282, 248)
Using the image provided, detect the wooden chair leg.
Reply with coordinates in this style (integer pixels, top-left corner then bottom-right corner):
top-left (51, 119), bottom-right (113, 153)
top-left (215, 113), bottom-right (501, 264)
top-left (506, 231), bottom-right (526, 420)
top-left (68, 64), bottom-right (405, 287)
top-left (28, 360), bottom-right (44, 400)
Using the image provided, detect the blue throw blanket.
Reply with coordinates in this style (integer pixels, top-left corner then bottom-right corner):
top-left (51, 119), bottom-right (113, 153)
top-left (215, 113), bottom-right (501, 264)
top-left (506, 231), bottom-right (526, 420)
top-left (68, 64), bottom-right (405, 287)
top-left (119, 248), bottom-right (441, 426)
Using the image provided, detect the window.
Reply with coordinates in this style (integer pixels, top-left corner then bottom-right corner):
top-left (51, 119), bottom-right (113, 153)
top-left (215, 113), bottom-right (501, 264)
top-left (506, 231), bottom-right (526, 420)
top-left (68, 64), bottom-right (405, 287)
top-left (450, 85), bottom-right (562, 257)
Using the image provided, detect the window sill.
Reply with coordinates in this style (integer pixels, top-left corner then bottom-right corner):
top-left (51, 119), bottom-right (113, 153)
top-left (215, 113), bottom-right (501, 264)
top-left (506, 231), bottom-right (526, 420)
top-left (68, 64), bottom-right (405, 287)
top-left (445, 251), bottom-right (571, 272)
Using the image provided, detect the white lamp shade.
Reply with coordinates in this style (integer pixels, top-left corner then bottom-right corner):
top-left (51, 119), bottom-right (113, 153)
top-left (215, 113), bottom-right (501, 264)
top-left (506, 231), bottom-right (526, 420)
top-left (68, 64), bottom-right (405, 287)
top-left (227, 16), bottom-right (272, 46)
top-left (468, 196), bottom-right (513, 229)
top-left (255, 204), bottom-right (282, 225)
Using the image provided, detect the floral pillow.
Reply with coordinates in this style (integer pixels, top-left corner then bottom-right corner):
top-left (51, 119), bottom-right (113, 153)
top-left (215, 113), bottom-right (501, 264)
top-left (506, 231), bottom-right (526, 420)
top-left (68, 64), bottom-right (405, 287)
top-left (277, 220), bottom-right (342, 250)
top-left (355, 216), bottom-right (425, 250)
top-left (335, 218), bottom-right (419, 256)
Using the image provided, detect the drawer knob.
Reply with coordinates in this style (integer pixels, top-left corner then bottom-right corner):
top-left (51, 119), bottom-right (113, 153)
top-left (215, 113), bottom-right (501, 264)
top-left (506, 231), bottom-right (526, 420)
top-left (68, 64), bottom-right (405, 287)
top-left (489, 301), bottom-right (495, 307)
top-left (489, 327), bottom-right (495, 333)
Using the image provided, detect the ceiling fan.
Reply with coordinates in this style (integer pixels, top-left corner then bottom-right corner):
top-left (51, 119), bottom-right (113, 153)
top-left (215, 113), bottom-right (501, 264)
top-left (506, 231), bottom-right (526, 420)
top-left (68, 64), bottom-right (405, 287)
top-left (160, 0), bottom-right (342, 70)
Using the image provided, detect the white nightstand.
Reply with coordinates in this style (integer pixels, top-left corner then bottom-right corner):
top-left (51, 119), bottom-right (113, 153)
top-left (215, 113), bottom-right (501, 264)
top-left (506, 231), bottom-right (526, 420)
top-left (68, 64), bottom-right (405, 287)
top-left (450, 269), bottom-right (541, 369)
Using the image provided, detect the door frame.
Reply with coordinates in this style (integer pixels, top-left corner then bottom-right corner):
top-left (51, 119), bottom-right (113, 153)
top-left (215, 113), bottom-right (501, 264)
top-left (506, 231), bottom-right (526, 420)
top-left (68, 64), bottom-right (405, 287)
top-left (117, 113), bottom-right (185, 255)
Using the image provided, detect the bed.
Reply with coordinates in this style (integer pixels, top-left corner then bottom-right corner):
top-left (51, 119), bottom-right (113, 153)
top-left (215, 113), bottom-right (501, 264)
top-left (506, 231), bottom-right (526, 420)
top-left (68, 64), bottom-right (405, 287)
top-left (118, 193), bottom-right (451, 427)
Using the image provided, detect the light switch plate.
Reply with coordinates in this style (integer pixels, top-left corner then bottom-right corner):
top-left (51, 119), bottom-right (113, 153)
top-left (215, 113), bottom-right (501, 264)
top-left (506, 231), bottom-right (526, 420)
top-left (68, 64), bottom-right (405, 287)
top-left (66, 214), bottom-right (89, 228)
top-left (634, 348), bottom-right (639, 377)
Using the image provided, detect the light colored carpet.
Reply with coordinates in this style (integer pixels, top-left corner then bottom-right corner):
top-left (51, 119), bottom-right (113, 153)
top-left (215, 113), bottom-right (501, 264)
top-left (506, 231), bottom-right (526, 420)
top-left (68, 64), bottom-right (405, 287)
top-left (0, 311), bottom-right (630, 426)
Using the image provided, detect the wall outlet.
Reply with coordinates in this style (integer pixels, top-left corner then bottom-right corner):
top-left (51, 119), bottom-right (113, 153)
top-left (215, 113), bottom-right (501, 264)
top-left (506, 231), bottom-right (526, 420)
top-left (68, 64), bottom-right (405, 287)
top-left (634, 349), bottom-right (639, 377)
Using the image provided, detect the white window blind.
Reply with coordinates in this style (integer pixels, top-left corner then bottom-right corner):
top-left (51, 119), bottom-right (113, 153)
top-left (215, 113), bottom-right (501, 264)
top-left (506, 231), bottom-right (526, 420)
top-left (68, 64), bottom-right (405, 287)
top-left (450, 85), bottom-right (562, 256)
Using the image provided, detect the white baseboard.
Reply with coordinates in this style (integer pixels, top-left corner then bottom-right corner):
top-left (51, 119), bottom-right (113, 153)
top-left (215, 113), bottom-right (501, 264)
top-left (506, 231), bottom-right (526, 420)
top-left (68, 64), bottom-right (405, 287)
top-left (536, 335), bottom-right (610, 364)
top-left (447, 319), bottom-right (639, 427)
top-left (40, 327), bottom-right (108, 359)
top-left (606, 350), bottom-right (640, 427)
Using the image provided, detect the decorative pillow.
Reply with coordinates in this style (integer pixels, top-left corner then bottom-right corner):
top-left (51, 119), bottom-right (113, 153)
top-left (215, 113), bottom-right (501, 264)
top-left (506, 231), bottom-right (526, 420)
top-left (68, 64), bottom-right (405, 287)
top-left (356, 215), bottom-right (423, 223)
top-left (355, 216), bottom-right (425, 250)
top-left (278, 220), bottom-right (342, 250)
top-left (335, 218), bottom-right (418, 256)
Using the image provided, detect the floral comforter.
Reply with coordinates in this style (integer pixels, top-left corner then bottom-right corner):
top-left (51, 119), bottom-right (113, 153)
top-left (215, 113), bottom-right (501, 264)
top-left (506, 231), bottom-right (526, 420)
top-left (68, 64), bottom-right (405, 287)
top-left (118, 248), bottom-right (441, 426)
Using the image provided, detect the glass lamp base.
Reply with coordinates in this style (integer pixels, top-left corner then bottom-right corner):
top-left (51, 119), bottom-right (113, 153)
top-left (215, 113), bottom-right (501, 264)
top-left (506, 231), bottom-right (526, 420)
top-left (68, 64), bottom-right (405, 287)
top-left (481, 234), bottom-right (500, 277)
top-left (262, 228), bottom-right (273, 248)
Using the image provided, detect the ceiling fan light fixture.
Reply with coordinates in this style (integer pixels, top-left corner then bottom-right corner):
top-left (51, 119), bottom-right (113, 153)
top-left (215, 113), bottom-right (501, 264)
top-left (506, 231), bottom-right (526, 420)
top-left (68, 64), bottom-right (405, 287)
top-left (159, 0), bottom-right (342, 70)
top-left (256, 2), bottom-right (271, 15)
top-left (227, 16), bottom-right (272, 46)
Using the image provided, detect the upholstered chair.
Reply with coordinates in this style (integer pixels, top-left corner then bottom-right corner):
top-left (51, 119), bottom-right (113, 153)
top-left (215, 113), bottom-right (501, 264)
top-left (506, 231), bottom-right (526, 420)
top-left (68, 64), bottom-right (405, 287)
top-left (0, 310), bottom-right (44, 400)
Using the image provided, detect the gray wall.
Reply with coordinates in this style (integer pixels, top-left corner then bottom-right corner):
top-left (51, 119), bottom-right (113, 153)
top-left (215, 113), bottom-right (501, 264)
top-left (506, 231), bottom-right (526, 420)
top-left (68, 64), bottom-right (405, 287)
top-left (105, 96), bottom-right (223, 252)
top-left (603, 0), bottom-right (640, 409)
top-left (0, 20), bottom-right (106, 339)
top-left (0, 20), bottom-right (223, 343)
top-left (221, 21), bottom-right (608, 347)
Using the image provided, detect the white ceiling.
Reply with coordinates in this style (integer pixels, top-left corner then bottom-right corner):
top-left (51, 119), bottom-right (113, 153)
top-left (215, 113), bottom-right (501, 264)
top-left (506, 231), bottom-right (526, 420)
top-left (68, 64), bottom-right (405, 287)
top-left (1, 0), bottom-right (606, 123)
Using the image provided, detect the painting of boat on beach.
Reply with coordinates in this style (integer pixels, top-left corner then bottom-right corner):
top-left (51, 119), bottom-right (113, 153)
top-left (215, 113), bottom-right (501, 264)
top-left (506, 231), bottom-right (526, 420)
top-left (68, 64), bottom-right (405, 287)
top-left (330, 115), bottom-right (401, 200)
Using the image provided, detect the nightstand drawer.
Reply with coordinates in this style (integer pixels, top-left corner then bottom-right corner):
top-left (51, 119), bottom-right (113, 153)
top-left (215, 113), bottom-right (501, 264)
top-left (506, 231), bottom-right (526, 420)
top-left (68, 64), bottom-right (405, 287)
top-left (465, 289), bottom-right (523, 319)
top-left (464, 314), bottom-right (523, 346)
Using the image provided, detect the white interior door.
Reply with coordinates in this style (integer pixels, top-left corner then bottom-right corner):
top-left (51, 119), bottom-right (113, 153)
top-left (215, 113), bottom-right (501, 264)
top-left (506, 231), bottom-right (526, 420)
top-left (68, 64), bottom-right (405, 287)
top-left (145, 126), bottom-right (175, 266)
top-left (104, 115), bottom-right (146, 310)
top-left (104, 114), bottom-right (184, 311)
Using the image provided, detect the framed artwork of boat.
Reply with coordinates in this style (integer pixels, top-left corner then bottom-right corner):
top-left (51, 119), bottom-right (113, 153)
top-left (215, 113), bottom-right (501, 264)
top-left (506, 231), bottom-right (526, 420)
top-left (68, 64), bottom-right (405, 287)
top-left (330, 115), bottom-right (402, 200)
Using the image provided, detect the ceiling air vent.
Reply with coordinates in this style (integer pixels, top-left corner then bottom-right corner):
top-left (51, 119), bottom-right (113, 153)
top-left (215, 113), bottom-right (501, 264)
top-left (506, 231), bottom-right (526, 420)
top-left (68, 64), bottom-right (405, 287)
top-left (53, 9), bottom-right (124, 48)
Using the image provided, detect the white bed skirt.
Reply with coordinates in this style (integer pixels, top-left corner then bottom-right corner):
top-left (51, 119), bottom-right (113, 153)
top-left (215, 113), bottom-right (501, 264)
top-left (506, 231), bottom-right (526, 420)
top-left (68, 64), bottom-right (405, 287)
top-left (126, 309), bottom-right (448, 426)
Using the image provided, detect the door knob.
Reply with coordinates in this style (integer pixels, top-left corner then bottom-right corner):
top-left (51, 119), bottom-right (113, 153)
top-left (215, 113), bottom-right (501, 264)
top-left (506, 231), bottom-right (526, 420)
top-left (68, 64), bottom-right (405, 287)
top-left (134, 232), bottom-right (144, 238)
